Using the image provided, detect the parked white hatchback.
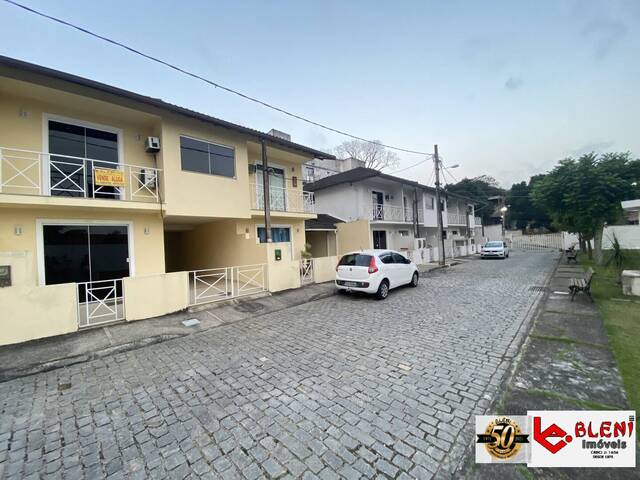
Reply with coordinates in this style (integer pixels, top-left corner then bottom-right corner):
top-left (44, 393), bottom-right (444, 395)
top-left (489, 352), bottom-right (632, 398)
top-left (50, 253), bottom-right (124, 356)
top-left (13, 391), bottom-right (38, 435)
top-left (335, 249), bottom-right (419, 299)
top-left (480, 240), bottom-right (510, 259)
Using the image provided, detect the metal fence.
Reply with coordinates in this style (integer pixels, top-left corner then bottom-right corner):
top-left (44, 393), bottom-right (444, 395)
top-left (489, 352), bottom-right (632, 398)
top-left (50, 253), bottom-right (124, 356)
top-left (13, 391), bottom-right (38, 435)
top-left (300, 259), bottom-right (314, 284)
top-left (509, 232), bottom-right (563, 251)
top-left (77, 279), bottom-right (125, 328)
top-left (0, 147), bottom-right (161, 203)
top-left (189, 264), bottom-right (267, 305)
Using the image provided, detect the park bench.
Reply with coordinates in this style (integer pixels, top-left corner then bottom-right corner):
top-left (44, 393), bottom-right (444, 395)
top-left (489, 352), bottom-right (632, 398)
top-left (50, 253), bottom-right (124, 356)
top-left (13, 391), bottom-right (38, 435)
top-left (566, 249), bottom-right (578, 264)
top-left (568, 267), bottom-right (594, 302)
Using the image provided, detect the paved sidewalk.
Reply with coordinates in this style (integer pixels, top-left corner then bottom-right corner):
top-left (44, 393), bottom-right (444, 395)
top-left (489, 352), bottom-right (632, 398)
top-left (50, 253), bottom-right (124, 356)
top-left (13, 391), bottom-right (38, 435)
top-left (465, 261), bottom-right (639, 479)
top-left (0, 262), bottom-right (449, 382)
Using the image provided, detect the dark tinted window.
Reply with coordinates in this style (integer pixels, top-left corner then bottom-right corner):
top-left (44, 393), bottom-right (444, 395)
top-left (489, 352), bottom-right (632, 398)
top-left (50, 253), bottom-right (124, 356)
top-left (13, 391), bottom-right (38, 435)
top-left (379, 253), bottom-right (394, 264)
top-left (338, 254), bottom-right (372, 267)
top-left (392, 252), bottom-right (408, 264)
top-left (180, 136), bottom-right (209, 174)
top-left (180, 136), bottom-right (235, 178)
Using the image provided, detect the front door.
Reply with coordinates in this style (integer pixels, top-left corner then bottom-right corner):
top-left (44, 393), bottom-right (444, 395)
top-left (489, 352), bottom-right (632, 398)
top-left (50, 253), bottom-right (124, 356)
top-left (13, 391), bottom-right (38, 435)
top-left (373, 230), bottom-right (387, 249)
top-left (42, 224), bottom-right (130, 296)
top-left (372, 191), bottom-right (384, 219)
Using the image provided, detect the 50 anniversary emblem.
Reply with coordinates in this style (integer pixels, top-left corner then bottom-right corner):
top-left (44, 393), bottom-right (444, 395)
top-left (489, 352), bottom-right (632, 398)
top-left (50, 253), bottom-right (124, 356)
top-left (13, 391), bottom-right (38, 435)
top-left (475, 415), bottom-right (530, 464)
top-left (477, 416), bottom-right (529, 459)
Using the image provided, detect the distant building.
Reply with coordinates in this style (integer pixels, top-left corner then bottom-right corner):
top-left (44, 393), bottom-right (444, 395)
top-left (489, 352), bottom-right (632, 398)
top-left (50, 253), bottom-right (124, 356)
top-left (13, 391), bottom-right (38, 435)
top-left (303, 157), bottom-right (365, 184)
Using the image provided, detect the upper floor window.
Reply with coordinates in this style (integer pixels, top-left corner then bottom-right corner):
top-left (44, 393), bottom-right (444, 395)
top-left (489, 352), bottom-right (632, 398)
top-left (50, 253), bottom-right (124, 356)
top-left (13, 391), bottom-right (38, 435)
top-left (180, 136), bottom-right (235, 178)
top-left (425, 196), bottom-right (435, 210)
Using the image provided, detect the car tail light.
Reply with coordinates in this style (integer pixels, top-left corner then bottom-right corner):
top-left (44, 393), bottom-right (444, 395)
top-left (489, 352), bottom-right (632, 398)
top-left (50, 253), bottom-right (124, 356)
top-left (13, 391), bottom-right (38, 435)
top-left (368, 257), bottom-right (378, 274)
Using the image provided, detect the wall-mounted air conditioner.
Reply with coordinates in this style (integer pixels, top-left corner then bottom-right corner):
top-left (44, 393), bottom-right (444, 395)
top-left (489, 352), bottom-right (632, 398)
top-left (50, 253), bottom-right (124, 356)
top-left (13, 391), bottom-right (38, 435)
top-left (144, 137), bottom-right (161, 153)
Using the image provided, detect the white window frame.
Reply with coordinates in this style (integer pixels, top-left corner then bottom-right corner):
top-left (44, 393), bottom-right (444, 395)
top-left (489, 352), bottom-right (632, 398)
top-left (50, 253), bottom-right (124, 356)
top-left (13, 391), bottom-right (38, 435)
top-left (36, 219), bottom-right (135, 286)
top-left (179, 134), bottom-right (237, 179)
top-left (42, 113), bottom-right (124, 197)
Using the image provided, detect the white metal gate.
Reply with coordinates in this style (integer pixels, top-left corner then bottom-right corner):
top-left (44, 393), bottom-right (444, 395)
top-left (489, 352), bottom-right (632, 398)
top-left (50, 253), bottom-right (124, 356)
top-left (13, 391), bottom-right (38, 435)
top-left (510, 233), bottom-right (563, 251)
top-left (189, 264), bottom-right (266, 305)
top-left (300, 259), bottom-right (314, 285)
top-left (77, 279), bottom-right (125, 328)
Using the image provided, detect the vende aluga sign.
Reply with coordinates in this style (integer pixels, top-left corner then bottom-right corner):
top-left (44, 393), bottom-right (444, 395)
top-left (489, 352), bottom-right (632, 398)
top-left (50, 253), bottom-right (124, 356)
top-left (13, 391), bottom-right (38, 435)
top-left (530, 410), bottom-right (636, 468)
top-left (94, 168), bottom-right (125, 187)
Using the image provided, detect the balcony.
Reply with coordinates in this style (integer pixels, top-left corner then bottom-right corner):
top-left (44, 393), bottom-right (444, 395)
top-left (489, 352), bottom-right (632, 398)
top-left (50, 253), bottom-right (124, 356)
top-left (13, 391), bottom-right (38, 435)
top-left (447, 212), bottom-right (468, 225)
top-left (367, 203), bottom-right (424, 223)
top-left (0, 147), bottom-right (161, 204)
top-left (250, 183), bottom-right (315, 214)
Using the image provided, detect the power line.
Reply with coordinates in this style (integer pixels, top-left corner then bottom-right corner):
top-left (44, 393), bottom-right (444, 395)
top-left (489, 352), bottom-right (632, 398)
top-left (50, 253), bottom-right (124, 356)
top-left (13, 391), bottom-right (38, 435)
top-left (3, 0), bottom-right (435, 157)
top-left (386, 157), bottom-right (430, 175)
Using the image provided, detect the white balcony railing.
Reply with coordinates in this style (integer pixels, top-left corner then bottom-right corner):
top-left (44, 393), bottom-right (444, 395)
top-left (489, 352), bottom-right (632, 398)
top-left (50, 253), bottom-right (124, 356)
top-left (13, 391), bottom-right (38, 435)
top-left (447, 212), bottom-right (467, 225)
top-left (250, 183), bottom-right (315, 214)
top-left (369, 203), bottom-right (424, 223)
top-left (0, 147), bottom-right (161, 203)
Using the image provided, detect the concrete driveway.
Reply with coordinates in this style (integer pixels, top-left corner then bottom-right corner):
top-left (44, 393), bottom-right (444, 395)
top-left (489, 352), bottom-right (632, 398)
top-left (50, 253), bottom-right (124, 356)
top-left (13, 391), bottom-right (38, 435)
top-left (0, 251), bottom-right (558, 479)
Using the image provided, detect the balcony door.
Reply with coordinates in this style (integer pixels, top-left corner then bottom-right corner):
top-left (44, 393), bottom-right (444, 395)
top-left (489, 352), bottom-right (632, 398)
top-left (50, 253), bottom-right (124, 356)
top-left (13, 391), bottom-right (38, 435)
top-left (46, 117), bottom-right (121, 199)
top-left (372, 191), bottom-right (384, 219)
top-left (255, 164), bottom-right (287, 211)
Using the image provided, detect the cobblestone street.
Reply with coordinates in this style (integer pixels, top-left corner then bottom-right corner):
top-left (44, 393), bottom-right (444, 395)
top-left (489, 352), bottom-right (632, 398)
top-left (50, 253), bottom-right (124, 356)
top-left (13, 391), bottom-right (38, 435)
top-left (0, 252), bottom-right (557, 479)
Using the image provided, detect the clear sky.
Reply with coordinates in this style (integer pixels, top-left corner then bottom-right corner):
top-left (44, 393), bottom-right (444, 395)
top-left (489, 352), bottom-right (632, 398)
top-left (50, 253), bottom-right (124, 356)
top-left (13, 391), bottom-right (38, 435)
top-left (1, 0), bottom-right (638, 187)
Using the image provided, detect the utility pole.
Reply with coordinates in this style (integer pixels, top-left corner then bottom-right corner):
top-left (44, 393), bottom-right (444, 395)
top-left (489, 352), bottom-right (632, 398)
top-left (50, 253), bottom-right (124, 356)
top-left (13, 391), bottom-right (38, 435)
top-left (434, 144), bottom-right (446, 266)
top-left (261, 139), bottom-right (272, 242)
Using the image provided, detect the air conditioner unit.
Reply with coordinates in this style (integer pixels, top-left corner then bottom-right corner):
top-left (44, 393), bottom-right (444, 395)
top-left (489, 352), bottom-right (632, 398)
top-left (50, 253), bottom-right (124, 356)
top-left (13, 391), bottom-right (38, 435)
top-left (144, 136), bottom-right (161, 153)
top-left (248, 164), bottom-right (257, 174)
top-left (140, 169), bottom-right (157, 189)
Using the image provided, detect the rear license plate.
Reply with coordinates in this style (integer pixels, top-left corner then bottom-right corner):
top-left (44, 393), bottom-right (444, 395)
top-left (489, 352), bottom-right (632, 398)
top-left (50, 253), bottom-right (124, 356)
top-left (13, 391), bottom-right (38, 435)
top-left (344, 281), bottom-right (358, 287)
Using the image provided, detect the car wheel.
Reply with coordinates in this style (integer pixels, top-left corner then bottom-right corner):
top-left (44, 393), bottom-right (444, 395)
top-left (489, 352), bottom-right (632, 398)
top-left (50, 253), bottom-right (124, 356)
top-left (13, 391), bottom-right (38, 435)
top-left (410, 272), bottom-right (419, 287)
top-left (376, 279), bottom-right (389, 300)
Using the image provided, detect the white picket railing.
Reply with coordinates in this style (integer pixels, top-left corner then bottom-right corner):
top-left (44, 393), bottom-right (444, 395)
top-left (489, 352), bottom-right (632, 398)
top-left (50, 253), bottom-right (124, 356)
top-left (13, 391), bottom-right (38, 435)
top-left (0, 147), bottom-right (161, 203)
top-left (189, 264), bottom-right (267, 305)
top-left (250, 183), bottom-right (315, 213)
top-left (77, 279), bottom-right (125, 328)
top-left (369, 203), bottom-right (424, 223)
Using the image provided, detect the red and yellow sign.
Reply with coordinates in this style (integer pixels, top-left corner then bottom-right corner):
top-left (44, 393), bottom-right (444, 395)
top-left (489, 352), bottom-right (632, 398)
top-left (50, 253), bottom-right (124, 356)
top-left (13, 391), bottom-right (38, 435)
top-left (94, 168), bottom-right (125, 187)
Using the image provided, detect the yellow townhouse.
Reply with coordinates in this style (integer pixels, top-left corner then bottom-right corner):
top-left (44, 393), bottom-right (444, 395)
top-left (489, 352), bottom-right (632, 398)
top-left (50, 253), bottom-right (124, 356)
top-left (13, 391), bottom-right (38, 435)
top-left (0, 55), bottom-right (334, 345)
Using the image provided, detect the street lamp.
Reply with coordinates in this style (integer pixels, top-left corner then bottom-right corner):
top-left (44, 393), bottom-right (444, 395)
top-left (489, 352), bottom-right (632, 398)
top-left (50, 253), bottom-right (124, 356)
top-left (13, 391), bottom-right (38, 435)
top-left (500, 206), bottom-right (509, 237)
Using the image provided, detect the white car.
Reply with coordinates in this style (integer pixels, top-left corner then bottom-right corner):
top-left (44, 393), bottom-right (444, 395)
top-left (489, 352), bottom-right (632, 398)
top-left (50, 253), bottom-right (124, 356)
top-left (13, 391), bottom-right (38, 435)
top-left (481, 241), bottom-right (510, 259)
top-left (335, 249), bottom-right (419, 299)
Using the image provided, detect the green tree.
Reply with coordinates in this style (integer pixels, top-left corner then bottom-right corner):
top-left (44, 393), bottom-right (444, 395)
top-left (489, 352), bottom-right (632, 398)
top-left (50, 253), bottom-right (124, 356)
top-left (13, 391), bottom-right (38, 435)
top-left (446, 175), bottom-right (505, 225)
top-left (531, 152), bottom-right (640, 265)
top-left (506, 175), bottom-right (552, 231)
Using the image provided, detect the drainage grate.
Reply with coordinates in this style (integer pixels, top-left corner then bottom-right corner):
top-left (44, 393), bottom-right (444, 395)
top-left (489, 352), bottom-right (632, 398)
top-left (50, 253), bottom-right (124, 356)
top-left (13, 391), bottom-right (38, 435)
top-left (529, 286), bottom-right (547, 292)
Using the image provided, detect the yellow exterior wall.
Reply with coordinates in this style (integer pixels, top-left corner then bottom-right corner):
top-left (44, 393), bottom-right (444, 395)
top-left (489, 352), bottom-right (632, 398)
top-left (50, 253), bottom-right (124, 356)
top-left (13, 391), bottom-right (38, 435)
top-left (0, 207), bottom-right (165, 286)
top-left (123, 271), bottom-right (189, 321)
top-left (266, 244), bottom-right (301, 292)
top-left (0, 282), bottom-right (77, 346)
top-left (0, 81), bottom-right (159, 169)
top-left (159, 115), bottom-right (251, 219)
top-left (312, 256), bottom-right (338, 283)
top-left (336, 219), bottom-right (372, 255)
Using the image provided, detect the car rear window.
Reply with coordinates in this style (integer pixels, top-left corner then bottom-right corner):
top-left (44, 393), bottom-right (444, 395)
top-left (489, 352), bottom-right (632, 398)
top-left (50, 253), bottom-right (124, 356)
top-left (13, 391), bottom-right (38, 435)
top-left (338, 254), bottom-right (372, 267)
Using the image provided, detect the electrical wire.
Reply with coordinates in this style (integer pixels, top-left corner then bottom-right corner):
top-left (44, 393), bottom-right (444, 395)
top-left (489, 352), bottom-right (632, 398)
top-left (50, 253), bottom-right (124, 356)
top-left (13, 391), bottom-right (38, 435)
top-left (386, 157), bottom-right (430, 174)
top-left (3, 0), bottom-right (435, 157)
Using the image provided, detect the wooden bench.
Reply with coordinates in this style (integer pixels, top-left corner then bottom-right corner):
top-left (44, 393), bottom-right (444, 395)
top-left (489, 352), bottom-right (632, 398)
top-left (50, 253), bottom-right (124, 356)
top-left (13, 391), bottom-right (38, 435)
top-left (566, 249), bottom-right (578, 264)
top-left (569, 267), bottom-right (594, 301)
